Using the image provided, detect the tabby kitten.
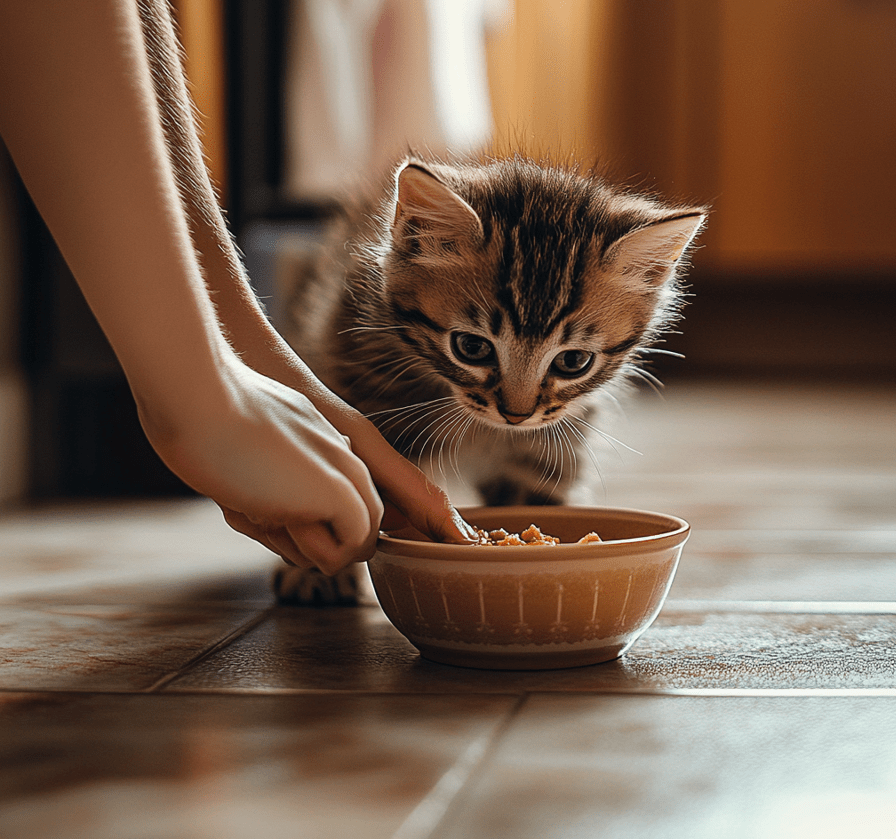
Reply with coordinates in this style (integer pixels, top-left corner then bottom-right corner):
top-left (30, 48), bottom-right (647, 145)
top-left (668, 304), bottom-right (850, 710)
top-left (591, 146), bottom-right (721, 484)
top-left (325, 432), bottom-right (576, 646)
top-left (275, 155), bottom-right (706, 605)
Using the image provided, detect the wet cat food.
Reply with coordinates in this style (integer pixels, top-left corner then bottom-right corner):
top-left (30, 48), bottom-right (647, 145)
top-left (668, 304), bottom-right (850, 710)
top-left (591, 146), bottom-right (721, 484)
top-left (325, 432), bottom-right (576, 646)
top-left (473, 524), bottom-right (602, 546)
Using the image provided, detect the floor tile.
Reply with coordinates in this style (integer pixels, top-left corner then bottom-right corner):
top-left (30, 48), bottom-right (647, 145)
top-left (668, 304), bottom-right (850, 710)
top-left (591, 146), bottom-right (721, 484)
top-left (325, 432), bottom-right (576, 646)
top-left (671, 550), bottom-right (896, 601)
top-left (0, 692), bottom-right (514, 839)
top-left (0, 498), bottom-right (278, 603)
top-left (607, 383), bottom-right (896, 472)
top-left (588, 608), bottom-right (896, 691)
top-left (0, 603), bottom-right (264, 692)
top-left (591, 383), bottom-right (896, 531)
top-left (165, 604), bottom-right (896, 694)
top-left (438, 694), bottom-right (896, 839)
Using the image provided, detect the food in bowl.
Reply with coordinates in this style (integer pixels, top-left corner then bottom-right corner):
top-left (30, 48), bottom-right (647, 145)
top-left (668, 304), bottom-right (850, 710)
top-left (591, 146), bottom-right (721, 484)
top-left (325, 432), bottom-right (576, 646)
top-left (368, 506), bottom-right (689, 670)
top-left (473, 524), bottom-right (602, 546)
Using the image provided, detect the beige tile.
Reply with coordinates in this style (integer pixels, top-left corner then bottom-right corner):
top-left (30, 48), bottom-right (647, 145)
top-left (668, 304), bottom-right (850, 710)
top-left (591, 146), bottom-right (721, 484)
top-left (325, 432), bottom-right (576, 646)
top-left (0, 498), bottom-right (279, 603)
top-left (0, 692), bottom-right (515, 839)
top-left (440, 694), bottom-right (896, 839)
top-left (602, 472), bottom-right (896, 531)
top-left (593, 609), bottom-right (896, 691)
top-left (606, 383), bottom-right (896, 471)
top-left (166, 604), bottom-right (896, 694)
top-left (671, 550), bottom-right (896, 601)
top-left (0, 603), bottom-right (264, 692)
top-left (686, 528), bottom-right (896, 555)
top-left (6, 568), bottom-right (277, 607)
top-left (590, 382), bottom-right (896, 531)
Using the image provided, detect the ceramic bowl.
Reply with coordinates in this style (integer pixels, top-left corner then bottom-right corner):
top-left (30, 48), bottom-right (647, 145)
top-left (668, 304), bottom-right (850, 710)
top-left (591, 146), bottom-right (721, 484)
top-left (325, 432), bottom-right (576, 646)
top-left (368, 505), bottom-right (689, 670)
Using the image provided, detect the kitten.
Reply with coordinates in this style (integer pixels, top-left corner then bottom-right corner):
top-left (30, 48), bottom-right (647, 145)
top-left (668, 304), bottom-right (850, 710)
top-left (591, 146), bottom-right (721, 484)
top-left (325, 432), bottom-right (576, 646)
top-left (274, 155), bottom-right (706, 605)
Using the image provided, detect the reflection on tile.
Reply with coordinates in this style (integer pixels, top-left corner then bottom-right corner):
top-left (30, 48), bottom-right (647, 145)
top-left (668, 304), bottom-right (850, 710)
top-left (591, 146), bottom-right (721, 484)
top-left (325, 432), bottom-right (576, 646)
top-left (0, 498), bottom-right (278, 603)
top-left (0, 692), bottom-right (514, 839)
top-left (605, 383), bottom-right (896, 473)
top-left (598, 609), bottom-right (896, 690)
top-left (671, 551), bottom-right (896, 601)
top-left (604, 473), bottom-right (896, 531)
top-left (686, 528), bottom-right (896, 556)
top-left (166, 604), bottom-right (896, 694)
top-left (0, 603), bottom-right (263, 692)
top-left (7, 569), bottom-right (277, 607)
top-left (441, 694), bottom-right (896, 839)
top-left (593, 383), bottom-right (896, 533)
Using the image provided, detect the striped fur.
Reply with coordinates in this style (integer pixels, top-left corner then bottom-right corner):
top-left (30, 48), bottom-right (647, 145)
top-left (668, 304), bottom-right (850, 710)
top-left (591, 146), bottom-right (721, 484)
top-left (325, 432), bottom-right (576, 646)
top-left (284, 155), bottom-right (706, 508)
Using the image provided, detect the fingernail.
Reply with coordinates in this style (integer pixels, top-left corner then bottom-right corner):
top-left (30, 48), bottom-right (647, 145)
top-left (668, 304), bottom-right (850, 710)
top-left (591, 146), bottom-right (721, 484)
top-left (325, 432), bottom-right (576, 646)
top-left (452, 513), bottom-right (479, 543)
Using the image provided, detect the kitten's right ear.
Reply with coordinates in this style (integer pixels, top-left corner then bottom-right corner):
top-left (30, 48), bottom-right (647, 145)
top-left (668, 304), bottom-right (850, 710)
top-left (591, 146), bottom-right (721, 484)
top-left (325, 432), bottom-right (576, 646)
top-left (605, 211), bottom-right (707, 287)
top-left (392, 162), bottom-right (484, 246)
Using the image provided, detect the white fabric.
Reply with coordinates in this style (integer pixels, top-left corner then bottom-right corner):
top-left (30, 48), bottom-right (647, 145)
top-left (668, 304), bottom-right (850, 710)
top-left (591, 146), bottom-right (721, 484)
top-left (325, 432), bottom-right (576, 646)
top-left (285, 0), bottom-right (509, 200)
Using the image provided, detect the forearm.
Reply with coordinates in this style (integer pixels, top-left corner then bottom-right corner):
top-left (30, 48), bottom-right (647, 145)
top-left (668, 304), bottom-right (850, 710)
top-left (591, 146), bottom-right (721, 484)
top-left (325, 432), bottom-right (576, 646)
top-left (136, 1), bottom-right (472, 543)
top-left (136, 0), bottom-right (340, 408)
top-left (0, 0), bottom-right (228, 418)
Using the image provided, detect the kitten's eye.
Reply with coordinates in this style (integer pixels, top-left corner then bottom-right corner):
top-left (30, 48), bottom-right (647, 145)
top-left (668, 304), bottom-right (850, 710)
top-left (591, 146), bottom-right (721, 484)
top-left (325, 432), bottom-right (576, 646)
top-left (451, 332), bottom-right (495, 364)
top-left (551, 350), bottom-right (594, 377)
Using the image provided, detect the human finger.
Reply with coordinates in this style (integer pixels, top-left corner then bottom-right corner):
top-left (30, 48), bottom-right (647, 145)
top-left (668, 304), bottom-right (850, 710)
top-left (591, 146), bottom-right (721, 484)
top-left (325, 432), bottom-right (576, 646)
top-left (286, 520), bottom-right (359, 576)
top-left (330, 416), bottom-right (477, 545)
top-left (220, 506), bottom-right (314, 568)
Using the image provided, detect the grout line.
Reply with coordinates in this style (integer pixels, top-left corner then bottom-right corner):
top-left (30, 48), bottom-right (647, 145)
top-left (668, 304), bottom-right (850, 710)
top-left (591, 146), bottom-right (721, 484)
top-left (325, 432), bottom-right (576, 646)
top-left (142, 607), bottom-right (273, 694)
top-left (664, 599), bottom-right (896, 614)
top-left (2, 686), bottom-right (895, 699)
top-left (389, 693), bottom-right (528, 839)
top-left (127, 686), bottom-right (896, 699)
top-left (530, 688), bottom-right (896, 698)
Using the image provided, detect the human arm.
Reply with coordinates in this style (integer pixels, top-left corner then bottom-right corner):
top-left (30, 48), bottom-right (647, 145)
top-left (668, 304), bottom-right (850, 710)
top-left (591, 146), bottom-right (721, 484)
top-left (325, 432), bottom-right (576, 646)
top-left (0, 0), bottom-right (474, 572)
top-left (133, 0), bottom-right (477, 554)
top-left (0, 0), bottom-right (379, 572)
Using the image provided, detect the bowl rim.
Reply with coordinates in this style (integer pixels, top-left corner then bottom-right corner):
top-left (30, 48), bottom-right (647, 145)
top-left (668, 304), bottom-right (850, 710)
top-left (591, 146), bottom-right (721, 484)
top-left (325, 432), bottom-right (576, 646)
top-left (375, 505), bottom-right (690, 562)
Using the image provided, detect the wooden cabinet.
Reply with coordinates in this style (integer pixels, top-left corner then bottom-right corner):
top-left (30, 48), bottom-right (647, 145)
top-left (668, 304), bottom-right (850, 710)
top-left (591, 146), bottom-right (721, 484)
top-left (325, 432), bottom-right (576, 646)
top-left (488, 0), bottom-right (896, 280)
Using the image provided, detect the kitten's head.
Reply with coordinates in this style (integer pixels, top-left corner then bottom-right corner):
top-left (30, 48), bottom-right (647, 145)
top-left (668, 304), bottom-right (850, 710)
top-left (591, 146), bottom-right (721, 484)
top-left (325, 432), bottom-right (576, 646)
top-left (372, 156), bottom-right (706, 429)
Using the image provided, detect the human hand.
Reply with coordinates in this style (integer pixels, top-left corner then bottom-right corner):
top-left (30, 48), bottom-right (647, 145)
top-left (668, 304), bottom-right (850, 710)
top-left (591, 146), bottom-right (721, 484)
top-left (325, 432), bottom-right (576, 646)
top-left (137, 353), bottom-right (385, 574)
top-left (323, 405), bottom-right (479, 545)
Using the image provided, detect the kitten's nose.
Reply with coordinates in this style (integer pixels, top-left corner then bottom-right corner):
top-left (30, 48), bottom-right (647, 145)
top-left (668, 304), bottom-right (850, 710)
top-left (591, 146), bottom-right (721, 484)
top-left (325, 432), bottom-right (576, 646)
top-left (500, 411), bottom-right (531, 425)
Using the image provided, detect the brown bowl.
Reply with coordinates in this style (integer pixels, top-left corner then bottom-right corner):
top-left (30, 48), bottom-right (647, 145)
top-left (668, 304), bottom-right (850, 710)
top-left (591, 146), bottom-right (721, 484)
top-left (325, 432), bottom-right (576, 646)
top-left (368, 505), bottom-right (689, 670)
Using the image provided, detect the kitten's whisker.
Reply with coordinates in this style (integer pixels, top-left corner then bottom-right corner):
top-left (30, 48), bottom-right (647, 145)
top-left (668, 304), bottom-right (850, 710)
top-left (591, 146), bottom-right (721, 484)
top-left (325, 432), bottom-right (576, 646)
top-left (559, 423), bottom-right (577, 486)
top-left (423, 407), bottom-right (469, 479)
top-left (637, 347), bottom-right (685, 359)
top-left (529, 434), bottom-right (551, 498)
top-left (570, 416), bottom-right (642, 457)
top-left (337, 325), bottom-right (409, 335)
top-left (433, 412), bottom-right (460, 479)
top-left (594, 388), bottom-right (627, 420)
top-left (404, 404), bottom-right (466, 465)
top-left (387, 403), bottom-right (459, 446)
top-left (625, 364), bottom-right (666, 398)
top-left (549, 425), bottom-right (566, 500)
top-left (365, 396), bottom-right (455, 420)
top-left (445, 411), bottom-right (474, 481)
top-left (633, 366), bottom-right (666, 389)
top-left (378, 399), bottom-right (456, 439)
top-left (533, 425), bottom-right (562, 500)
top-left (371, 397), bottom-right (450, 429)
top-left (341, 354), bottom-right (421, 390)
top-left (444, 411), bottom-right (469, 479)
top-left (367, 358), bottom-right (432, 401)
top-left (562, 417), bottom-right (607, 501)
top-left (451, 414), bottom-right (477, 480)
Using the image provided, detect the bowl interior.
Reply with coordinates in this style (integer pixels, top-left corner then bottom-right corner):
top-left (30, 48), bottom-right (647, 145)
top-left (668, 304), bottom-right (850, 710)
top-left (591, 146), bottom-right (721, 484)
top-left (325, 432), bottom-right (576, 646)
top-left (377, 505), bottom-right (689, 560)
top-left (460, 505), bottom-right (685, 543)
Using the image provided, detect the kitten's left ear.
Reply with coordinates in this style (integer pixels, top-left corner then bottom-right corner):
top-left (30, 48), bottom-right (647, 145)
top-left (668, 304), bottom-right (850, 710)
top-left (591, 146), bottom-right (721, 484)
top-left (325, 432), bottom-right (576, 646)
top-left (605, 212), bottom-right (707, 287)
top-left (393, 162), bottom-right (484, 245)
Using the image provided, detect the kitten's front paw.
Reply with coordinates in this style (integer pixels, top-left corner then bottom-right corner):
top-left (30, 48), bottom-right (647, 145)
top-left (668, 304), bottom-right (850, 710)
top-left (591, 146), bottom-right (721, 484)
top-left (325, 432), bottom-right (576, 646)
top-left (273, 565), bottom-right (360, 607)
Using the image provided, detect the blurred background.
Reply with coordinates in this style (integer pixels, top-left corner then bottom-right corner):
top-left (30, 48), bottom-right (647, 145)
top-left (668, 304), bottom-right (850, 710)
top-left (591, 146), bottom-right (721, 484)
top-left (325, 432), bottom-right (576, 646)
top-left (0, 0), bottom-right (894, 506)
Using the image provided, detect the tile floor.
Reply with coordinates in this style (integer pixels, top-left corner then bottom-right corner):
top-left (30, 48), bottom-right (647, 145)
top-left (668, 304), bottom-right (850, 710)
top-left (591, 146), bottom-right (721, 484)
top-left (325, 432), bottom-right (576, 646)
top-left (1, 381), bottom-right (894, 838)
